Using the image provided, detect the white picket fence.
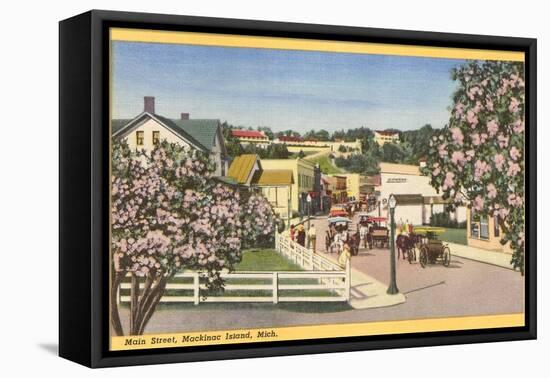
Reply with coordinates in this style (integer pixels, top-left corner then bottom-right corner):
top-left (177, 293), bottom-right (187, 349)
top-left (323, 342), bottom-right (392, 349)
top-left (118, 269), bottom-right (349, 305)
top-left (118, 233), bottom-right (351, 305)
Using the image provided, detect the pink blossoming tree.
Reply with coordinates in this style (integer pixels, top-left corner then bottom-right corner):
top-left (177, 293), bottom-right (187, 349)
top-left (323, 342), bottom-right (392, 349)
top-left (111, 141), bottom-right (242, 335)
top-left (241, 194), bottom-right (275, 248)
top-left (423, 61), bottom-right (526, 273)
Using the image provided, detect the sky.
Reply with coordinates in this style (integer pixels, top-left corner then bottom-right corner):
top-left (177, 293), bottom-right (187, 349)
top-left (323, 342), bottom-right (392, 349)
top-left (112, 41), bottom-right (465, 132)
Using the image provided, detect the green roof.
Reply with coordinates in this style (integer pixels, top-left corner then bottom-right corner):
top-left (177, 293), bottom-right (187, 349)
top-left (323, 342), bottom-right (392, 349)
top-left (171, 119), bottom-right (220, 151)
top-left (112, 114), bottom-right (221, 153)
top-left (112, 119), bottom-right (132, 134)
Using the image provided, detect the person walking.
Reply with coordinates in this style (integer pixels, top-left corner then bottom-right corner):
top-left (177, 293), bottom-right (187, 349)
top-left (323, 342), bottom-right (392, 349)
top-left (289, 224), bottom-right (296, 241)
top-left (338, 242), bottom-right (351, 269)
top-left (308, 224), bottom-right (317, 253)
top-left (296, 224), bottom-right (306, 247)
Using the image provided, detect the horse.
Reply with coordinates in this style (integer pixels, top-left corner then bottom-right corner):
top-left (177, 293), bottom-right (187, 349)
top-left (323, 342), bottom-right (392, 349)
top-left (396, 234), bottom-right (421, 262)
top-left (349, 230), bottom-right (360, 256)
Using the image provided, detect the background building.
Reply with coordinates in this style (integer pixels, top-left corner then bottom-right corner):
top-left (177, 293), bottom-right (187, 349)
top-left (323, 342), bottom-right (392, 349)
top-left (231, 129), bottom-right (271, 148)
top-left (374, 130), bottom-right (400, 145)
top-left (112, 96), bottom-right (229, 176)
top-left (260, 158), bottom-right (316, 215)
top-left (375, 162), bottom-right (466, 224)
top-left (466, 209), bottom-right (512, 253)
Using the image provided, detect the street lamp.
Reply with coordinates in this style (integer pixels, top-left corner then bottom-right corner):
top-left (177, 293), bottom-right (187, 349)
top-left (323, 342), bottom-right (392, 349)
top-left (306, 193), bottom-right (312, 231)
top-left (387, 194), bottom-right (399, 295)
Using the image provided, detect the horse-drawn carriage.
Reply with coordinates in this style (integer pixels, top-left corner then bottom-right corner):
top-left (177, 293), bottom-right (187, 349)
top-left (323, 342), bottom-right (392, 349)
top-left (324, 216), bottom-right (360, 255)
top-left (413, 226), bottom-right (451, 268)
top-left (365, 217), bottom-right (389, 249)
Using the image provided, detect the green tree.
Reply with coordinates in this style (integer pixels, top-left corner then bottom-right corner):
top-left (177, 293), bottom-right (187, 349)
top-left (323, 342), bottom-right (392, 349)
top-left (382, 142), bottom-right (406, 163)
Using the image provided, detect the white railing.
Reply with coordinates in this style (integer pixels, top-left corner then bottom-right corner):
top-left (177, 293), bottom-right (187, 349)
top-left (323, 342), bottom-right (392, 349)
top-left (275, 232), bottom-right (351, 300)
top-left (275, 232), bottom-right (348, 272)
top-left (118, 269), bottom-right (349, 305)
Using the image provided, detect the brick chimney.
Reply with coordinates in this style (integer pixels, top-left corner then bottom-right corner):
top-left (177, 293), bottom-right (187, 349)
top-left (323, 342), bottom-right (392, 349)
top-left (180, 112), bottom-right (189, 120)
top-left (144, 96), bottom-right (155, 114)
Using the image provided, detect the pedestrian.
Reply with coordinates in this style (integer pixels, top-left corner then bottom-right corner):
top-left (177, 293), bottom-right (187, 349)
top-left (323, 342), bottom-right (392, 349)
top-left (289, 224), bottom-right (295, 241)
top-left (359, 222), bottom-right (368, 248)
top-left (308, 224), bottom-right (317, 253)
top-left (296, 224), bottom-right (306, 247)
top-left (407, 219), bottom-right (414, 235)
top-left (338, 242), bottom-right (351, 268)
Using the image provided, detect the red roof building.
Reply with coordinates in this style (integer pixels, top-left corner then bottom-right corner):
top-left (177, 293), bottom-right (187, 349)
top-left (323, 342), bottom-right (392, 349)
top-left (231, 129), bottom-right (267, 139)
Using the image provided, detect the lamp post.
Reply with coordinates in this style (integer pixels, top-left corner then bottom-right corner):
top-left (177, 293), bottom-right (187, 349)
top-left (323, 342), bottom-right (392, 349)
top-left (387, 194), bottom-right (399, 295)
top-left (306, 193), bottom-right (312, 231)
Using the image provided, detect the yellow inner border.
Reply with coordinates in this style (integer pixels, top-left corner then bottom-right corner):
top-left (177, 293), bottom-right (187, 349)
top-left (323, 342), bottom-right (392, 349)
top-left (111, 313), bottom-right (524, 351)
top-left (108, 27), bottom-right (525, 351)
top-left (111, 28), bottom-right (524, 62)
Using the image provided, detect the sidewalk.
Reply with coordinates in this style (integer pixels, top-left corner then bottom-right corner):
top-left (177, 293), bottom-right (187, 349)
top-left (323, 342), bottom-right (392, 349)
top-left (318, 251), bottom-right (406, 310)
top-left (447, 242), bottom-right (515, 270)
top-left (348, 267), bottom-right (406, 309)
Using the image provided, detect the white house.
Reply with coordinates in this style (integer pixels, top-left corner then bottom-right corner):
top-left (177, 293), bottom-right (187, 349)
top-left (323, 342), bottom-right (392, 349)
top-left (375, 163), bottom-right (466, 225)
top-left (112, 97), bottom-right (229, 177)
top-left (374, 130), bottom-right (400, 145)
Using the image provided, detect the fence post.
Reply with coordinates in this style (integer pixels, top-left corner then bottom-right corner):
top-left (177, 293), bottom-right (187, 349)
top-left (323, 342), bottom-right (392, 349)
top-left (345, 258), bottom-right (352, 301)
top-left (193, 273), bottom-right (200, 305)
top-left (272, 272), bottom-right (278, 304)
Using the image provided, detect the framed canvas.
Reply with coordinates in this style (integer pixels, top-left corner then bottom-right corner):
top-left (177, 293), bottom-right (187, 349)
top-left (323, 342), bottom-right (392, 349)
top-left (59, 10), bottom-right (537, 368)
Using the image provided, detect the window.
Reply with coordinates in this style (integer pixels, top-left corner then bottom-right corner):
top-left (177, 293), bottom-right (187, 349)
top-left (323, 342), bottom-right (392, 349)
top-left (136, 131), bottom-right (144, 146)
top-left (480, 216), bottom-right (489, 239)
top-left (494, 214), bottom-right (500, 237)
top-left (152, 131), bottom-right (160, 145)
top-left (470, 209), bottom-right (489, 240)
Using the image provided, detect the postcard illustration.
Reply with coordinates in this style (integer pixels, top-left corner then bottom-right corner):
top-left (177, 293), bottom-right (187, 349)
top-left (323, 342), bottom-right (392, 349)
top-left (109, 28), bottom-right (526, 351)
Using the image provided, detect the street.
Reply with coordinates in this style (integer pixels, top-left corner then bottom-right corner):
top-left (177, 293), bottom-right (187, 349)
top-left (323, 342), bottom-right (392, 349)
top-left (117, 214), bottom-right (524, 335)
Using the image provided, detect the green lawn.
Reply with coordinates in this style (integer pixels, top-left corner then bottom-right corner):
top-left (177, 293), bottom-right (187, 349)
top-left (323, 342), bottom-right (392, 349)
top-left (235, 248), bottom-right (303, 271)
top-left (438, 227), bottom-right (467, 245)
top-left (308, 155), bottom-right (343, 174)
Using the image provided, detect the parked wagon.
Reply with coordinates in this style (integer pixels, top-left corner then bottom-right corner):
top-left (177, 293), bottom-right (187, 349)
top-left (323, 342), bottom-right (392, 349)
top-left (414, 226), bottom-right (451, 268)
top-left (366, 217), bottom-right (389, 249)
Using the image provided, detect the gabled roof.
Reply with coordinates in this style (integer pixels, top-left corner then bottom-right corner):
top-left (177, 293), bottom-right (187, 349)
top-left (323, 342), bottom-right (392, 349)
top-left (169, 118), bottom-right (222, 151)
top-left (112, 119), bottom-right (133, 134)
top-left (227, 154), bottom-right (260, 184)
top-left (112, 112), bottom-right (208, 152)
top-left (251, 169), bottom-right (294, 186)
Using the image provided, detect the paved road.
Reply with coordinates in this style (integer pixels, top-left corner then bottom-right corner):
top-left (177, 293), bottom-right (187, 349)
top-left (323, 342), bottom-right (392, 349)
top-left (117, 215), bottom-right (524, 335)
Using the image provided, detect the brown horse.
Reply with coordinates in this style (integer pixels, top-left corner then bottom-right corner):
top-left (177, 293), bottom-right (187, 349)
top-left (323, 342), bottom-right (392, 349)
top-left (396, 234), bottom-right (420, 262)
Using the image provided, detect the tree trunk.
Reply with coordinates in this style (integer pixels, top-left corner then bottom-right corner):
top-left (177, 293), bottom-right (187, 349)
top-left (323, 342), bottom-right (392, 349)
top-left (127, 272), bottom-right (168, 336)
top-left (137, 276), bottom-right (168, 335)
top-left (129, 273), bottom-right (139, 334)
top-left (110, 270), bottom-right (125, 336)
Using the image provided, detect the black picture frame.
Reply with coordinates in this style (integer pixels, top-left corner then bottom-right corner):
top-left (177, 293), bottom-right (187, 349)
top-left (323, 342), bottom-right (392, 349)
top-left (59, 9), bottom-right (537, 368)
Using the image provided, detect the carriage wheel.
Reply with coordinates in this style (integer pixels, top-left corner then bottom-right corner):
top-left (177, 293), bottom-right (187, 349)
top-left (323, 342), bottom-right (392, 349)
top-left (419, 246), bottom-right (428, 268)
top-left (442, 246), bottom-right (451, 267)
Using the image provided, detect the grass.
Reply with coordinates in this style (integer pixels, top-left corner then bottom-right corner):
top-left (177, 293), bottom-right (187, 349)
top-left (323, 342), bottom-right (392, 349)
top-left (438, 227), bottom-right (467, 245)
top-left (235, 248), bottom-right (303, 271)
top-left (308, 155), bottom-right (343, 174)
